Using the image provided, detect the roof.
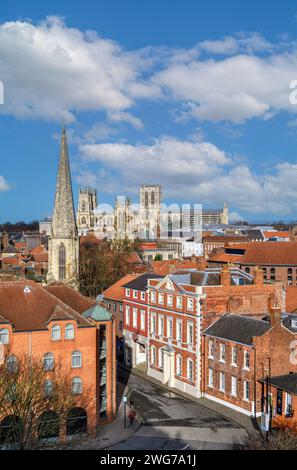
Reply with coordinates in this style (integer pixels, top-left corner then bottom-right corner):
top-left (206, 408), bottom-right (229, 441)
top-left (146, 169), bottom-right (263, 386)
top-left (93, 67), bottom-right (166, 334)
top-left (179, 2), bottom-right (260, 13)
top-left (240, 229), bottom-right (264, 241)
top-left (286, 287), bottom-right (297, 313)
top-left (82, 304), bottom-right (112, 322)
top-left (103, 274), bottom-right (140, 302)
top-left (207, 252), bottom-right (243, 264)
top-left (46, 282), bottom-right (95, 314)
top-left (204, 314), bottom-right (271, 345)
top-left (150, 259), bottom-right (205, 276)
top-left (172, 268), bottom-right (253, 287)
top-left (260, 373), bottom-right (297, 395)
top-left (240, 242), bottom-right (297, 266)
top-left (264, 231), bottom-right (291, 239)
top-left (203, 235), bottom-right (248, 243)
top-left (30, 245), bottom-right (47, 254)
top-left (1, 257), bottom-right (21, 266)
top-left (0, 281), bottom-right (93, 331)
top-left (123, 273), bottom-right (163, 291)
top-left (2, 245), bottom-right (19, 254)
top-left (281, 314), bottom-right (297, 333)
top-left (31, 253), bottom-right (48, 263)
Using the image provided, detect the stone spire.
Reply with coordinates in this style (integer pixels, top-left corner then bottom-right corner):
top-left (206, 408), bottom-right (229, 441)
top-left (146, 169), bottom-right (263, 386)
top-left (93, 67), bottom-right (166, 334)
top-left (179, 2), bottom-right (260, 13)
top-left (51, 126), bottom-right (77, 238)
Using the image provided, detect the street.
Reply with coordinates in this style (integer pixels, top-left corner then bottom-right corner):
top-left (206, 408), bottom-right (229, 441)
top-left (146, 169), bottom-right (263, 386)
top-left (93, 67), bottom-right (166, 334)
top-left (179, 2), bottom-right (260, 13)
top-left (111, 370), bottom-right (248, 450)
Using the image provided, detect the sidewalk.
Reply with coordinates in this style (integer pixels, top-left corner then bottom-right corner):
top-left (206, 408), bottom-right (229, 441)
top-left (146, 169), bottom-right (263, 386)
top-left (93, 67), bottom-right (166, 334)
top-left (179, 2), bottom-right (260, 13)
top-left (120, 365), bottom-right (258, 437)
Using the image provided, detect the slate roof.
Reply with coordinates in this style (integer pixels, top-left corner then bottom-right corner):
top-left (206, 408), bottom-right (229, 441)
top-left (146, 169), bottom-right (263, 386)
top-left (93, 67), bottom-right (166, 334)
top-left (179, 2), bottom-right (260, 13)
top-left (260, 373), bottom-right (297, 395)
top-left (282, 314), bottom-right (297, 333)
top-left (103, 274), bottom-right (140, 302)
top-left (172, 268), bottom-right (253, 287)
top-left (204, 314), bottom-right (271, 345)
top-left (123, 273), bottom-right (163, 291)
top-left (241, 229), bottom-right (264, 241)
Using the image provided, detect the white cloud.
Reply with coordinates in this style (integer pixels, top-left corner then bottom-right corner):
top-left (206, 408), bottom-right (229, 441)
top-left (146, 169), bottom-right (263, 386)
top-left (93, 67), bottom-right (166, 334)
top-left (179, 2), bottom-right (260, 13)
top-left (107, 111), bottom-right (144, 129)
top-left (0, 175), bottom-right (10, 192)
top-left (79, 136), bottom-right (297, 216)
top-left (199, 33), bottom-right (273, 55)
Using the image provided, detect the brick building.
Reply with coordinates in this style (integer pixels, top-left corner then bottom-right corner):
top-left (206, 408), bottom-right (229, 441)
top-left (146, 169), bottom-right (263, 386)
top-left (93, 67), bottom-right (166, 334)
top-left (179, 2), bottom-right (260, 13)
top-left (0, 280), bottom-right (116, 440)
top-left (202, 235), bottom-right (248, 258)
top-left (203, 303), bottom-right (297, 416)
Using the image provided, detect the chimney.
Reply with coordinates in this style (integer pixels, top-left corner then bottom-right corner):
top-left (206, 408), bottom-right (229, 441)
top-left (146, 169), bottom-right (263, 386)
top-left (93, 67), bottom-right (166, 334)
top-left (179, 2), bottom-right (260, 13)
top-left (220, 265), bottom-right (231, 287)
top-left (168, 264), bottom-right (176, 274)
top-left (254, 265), bottom-right (263, 285)
top-left (268, 294), bottom-right (281, 325)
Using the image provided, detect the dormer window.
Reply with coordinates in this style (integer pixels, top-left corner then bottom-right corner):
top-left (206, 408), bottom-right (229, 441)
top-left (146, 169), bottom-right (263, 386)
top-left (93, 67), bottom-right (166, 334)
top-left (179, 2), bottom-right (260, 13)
top-left (65, 324), bottom-right (75, 340)
top-left (51, 325), bottom-right (61, 341)
top-left (125, 289), bottom-right (130, 297)
top-left (291, 319), bottom-right (297, 328)
top-left (0, 328), bottom-right (9, 344)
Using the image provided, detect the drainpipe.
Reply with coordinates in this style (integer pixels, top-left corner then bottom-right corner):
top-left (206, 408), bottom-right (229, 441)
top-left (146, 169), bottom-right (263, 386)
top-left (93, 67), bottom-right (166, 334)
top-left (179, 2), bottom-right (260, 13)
top-left (253, 345), bottom-right (257, 418)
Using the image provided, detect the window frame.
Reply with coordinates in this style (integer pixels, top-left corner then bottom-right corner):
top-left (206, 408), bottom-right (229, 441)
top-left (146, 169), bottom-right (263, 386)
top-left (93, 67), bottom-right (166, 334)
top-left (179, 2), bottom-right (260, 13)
top-left (0, 328), bottom-right (9, 345)
top-left (71, 350), bottom-right (82, 369)
top-left (65, 323), bottom-right (75, 340)
top-left (51, 325), bottom-right (61, 341)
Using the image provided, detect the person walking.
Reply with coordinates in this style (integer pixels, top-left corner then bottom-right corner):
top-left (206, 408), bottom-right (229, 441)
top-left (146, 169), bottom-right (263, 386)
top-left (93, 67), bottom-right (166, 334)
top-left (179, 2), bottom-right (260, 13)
top-left (128, 401), bottom-right (136, 426)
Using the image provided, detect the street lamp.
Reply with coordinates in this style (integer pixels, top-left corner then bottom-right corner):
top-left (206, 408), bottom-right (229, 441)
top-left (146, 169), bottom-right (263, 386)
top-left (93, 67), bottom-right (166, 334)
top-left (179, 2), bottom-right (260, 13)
top-left (123, 395), bottom-right (127, 429)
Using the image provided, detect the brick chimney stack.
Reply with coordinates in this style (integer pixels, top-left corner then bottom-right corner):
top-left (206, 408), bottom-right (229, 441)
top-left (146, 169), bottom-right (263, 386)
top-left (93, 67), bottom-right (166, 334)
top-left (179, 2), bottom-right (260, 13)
top-left (268, 294), bottom-right (281, 325)
top-left (220, 265), bottom-right (231, 287)
top-left (254, 265), bottom-right (264, 286)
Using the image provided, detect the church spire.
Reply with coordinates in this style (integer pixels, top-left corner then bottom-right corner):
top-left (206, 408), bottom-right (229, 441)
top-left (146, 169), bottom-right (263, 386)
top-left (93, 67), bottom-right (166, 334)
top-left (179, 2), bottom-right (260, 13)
top-left (51, 126), bottom-right (77, 238)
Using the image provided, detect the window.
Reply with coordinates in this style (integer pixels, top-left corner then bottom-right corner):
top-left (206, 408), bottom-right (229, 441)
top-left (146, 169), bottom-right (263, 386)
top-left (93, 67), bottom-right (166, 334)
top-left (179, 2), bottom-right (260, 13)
top-left (125, 288), bottom-right (130, 297)
top-left (244, 381), bottom-right (250, 401)
top-left (176, 320), bottom-right (182, 342)
top-left (151, 314), bottom-right (156, 334)
top-left (6, 355), bottom-right (17, 374)
top-left (158, 316), bottom-right (164, 336)
top-left (219, 343), bottom-right (226, 362)
top-left (151, 291), bottom-right (156, 303)
top-left (244, 351), bottom-right (250, 370)
top-left (113, 303), bottom-right (117, 312)
top-left (44, 353), bottom-right (54, 371)
top-left (187, 322), bottom-right (194, 345)
top-left (208, 368), bottom-right (214, 388)
top-left (58, 243), bottom-right (66, 280)
top-left (133, 290), bottom-right (138, 299)
top-left (158, 293), bottom-right (164, 305)
top-left (140, 310), bottom-right (145, 331)
top-left (151, 346), bottom-right (156, 364)
top-left (167, 318), bottom-right (173, 338)
top-left (125, 306), bottom-right (130, 325)
top-left (285, 393), bottom-right (293, 416)
top-left (263, 267), bottom-right (267, 280)
top-left (0, 328), bottom-right (9, 344)
top-left (219, 371), bottom-right (226, 392)
top-left (176, 296), bottom-right (183, 309)
top-left (44, 380), bottom-right (54, 398)
top-left (270, 267), bottom-right (276, 281)
top-left (187, 358), bottom-right (194, 381)
top-left (187, 298), bottom-right (194, 311)
top-left (133, 308), bottom-right (138, 328)
top-left (65, 324), bottom-right (74, 340)
top-left (231, 347), bottom-right (237, 365)
top-left (159, 349), bottom-right (164, 370)
top-left (245, 267), bottom-right (250, 274)
top-left (208, 339), bottom-right (214, 358)
top-left (119, 304), bottom-right (123, 312)
top-left (231, 376), bottom-right (237, 397)
top-left (288, 268), bottom-right (293, 285)
top-left (141, 292), bottom-right (146, 301)
top-left (51, 325), bottom-right (61, 341)
top-left (72, 350), bottom-right (82, 368)
top-left (176, 355), bottom-right (182, 376)
top-left (72, 377), bottom-right (83, 395)
top-left (167, 295), bottom-right (173, 307)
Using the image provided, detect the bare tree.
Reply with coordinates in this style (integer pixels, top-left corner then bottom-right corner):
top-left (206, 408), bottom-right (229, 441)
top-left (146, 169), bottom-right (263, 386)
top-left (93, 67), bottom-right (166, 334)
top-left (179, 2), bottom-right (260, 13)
top-left (0, 352), bottom-right (82, 449)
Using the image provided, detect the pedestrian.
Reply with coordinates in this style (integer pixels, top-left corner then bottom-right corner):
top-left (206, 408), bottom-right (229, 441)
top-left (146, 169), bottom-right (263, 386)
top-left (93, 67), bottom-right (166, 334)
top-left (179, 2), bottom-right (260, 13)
top-left (128, 402), bottom-right (136, 425)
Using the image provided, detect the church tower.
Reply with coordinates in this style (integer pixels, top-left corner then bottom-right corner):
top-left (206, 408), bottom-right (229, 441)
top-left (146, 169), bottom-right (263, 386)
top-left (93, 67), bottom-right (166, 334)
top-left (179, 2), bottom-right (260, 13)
top-left (47, 127), bottom-right (79, 286)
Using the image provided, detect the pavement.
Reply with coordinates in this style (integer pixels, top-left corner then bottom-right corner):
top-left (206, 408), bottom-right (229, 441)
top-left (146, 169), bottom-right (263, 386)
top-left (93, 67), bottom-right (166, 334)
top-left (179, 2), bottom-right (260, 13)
top-left (108, 368), bottom-right (252, 450)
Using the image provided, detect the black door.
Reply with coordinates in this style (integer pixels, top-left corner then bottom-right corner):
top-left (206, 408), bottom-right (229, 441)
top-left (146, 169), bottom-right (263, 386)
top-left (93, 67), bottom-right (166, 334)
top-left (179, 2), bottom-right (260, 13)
top-left (276, 389), bottom-right (283, 415)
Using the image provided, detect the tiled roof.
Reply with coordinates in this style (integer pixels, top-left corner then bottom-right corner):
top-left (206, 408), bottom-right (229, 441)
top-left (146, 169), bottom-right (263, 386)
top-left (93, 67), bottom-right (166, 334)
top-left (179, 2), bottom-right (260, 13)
top-left (1, 257), bottom-right (21, 266)
top-left (204, 314), bottom-right (271, 345)
top-left (203, 235), bottom-right (248, 243)
top-left (123, 273), bottom-right (164, 291)
top-left (31, 253), bottom-right (48, 263)
top-left (264, 231), bottom-right (291, 239)
top-left (150, 260), bottom-right (204, 275)
top-left (103, 274), bottom-right (140, 302)
top-left (46, 282), bottom-right (95, 314)
top-left (260, 373), bottom-right (297, 395)
top-left (241, 242), bottom-right (297, 265)
top-left (30, 245), bottom-right (47, 254)
top-left (0, 281), bottom-right (93, 331)
top-left (207, 252), bottom-right (243, 264)
top-left (286, 286), bottom-right (297, 313)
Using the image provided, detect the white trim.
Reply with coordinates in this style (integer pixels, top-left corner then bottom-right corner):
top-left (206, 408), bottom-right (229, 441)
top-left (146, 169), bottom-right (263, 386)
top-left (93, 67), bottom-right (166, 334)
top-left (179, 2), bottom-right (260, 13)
top-left (203, 393), bottom-right (258, 417)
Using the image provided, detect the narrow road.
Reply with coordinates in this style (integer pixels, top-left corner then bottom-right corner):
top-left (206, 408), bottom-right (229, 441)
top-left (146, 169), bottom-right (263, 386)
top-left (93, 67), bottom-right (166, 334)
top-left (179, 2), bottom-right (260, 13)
top-left (112, 369), bottom-right (248, 450)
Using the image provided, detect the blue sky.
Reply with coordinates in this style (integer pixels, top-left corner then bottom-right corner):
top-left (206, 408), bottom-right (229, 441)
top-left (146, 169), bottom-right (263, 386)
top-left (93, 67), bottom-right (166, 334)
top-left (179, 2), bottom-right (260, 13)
top-left (1, 0), bottom-right (297, 222)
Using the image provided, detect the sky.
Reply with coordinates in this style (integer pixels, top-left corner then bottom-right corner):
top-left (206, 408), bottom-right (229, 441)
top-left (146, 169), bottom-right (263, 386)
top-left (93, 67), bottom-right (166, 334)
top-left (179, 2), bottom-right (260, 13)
top-left (1, 0), bottom-right (297, 222)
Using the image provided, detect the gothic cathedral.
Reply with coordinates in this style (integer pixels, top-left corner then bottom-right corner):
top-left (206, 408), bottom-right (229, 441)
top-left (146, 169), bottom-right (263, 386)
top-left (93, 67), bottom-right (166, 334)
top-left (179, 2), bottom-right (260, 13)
top-left (47, 127), bottom-right (79, 286)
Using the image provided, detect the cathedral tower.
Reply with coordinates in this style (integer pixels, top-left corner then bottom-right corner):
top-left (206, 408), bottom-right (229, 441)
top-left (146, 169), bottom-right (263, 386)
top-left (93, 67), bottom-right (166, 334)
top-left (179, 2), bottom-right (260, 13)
top-left (47, 127), bottom-right (79, 285)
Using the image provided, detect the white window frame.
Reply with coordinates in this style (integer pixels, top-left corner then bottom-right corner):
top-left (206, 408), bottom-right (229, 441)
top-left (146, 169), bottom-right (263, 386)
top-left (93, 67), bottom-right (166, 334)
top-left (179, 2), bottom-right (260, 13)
top-left (208, 367), bottom-right (214, 388)
top-left (187, 297), bottom-right (194, 311)
top-left (243, 380), bottom-right (250, 401)
top-left (125, 288), bottom-right (130, 297)
top-left (51, 325), bottom-right (61, 341)
top-left (167, 317), bottom-right (173, 339)
top-left (159, 348), bottom-right (164, 370)
top-left (176, 320), bottom-right (182, 342)
top-left (151, 346), bottom-right (156, 364)
top-left (219, 371), bottom-right (226, 392)
top-left (0, 328), bottom-right (9, 344)
top-left (208, 339), bottom-right (214, 359)
top-left (231, 346), bottom-right (237, 366)
top-left (43, 352), bottom-right (54, 371)
top-left (72, 377), bottom-right (83, 395)
top-left (158, 316), bottom-right (164, 336)
top-left (132, 307), bottom-right (138, 328)
top-left (187, 358), bottom-right (194, 381)
top-left (151, 314), bottom-right (156, 334)
top-left (285, 393), bottom-right (293, 416)
top-left (140, 310), bottom-right (145, 331)
top-left (219, 343), bottom-right (226, 363)
top-left (176, 296), bottom-right (183, 309)
top-left (187, 322), bottom-right (194, 345)
top-left (167, 294), bottom-right (173, 307)
top-left (141, 291), bottom-right (146, 301)
top-left (72, 350), bottom-right (82, 368)
top-left (158, 293), bottom-right (164, 305)
top-left (231, 376), bottom-right (237, 397)
top-left (125, 305), bottom-right (130, 325)
top-left (151, 291), bottom-right (156, 303)
top-left (133, 290), bottom-right (138, 299)
top-left (65, 323), bottom-right (75, 340)
top-left (244, 350), bottom-right (250, 370)
top-left (176, 354), bottom-right (182, 376)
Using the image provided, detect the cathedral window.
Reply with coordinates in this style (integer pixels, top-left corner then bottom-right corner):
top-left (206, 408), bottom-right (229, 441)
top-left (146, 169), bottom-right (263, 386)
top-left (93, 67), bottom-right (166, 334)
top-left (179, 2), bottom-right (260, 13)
top-left (59, 244), bottom-right (66, 280)
top-left (81, 217), bottom-right (86, 225)
top-left (81, 201), bottom-right (86, 212)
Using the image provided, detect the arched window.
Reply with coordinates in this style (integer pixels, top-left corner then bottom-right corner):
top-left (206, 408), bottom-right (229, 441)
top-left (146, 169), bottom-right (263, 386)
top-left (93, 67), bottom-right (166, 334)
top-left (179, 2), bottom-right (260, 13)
top-left (72, 351), bottom-right (82, 368)
top-left (145, 191), bottom-right (149, 208)
top-left (81, 217), bottom-right (86, 225)
top-left (151, 192), bottom-right (155, 205)
top-left (151, 346), bottom-right (156, 364)
top-left (176, 354), bottom-right (182, 376)
top-left (270, 267), bottom-right (276, 281)
top-left (263, 267), bottom-right (267, 280)
top-left (51, 325), bottom-right (61, 341)
top-left (288, 268), bottom-right (293, 285)
top-left (187, 358), bottom-right (194, 381)
top-left (44, 380), bottom-right (54, 398)
top-left (58, 244), bottom-right (66, 280)
top-left (43, 353), bottom-right (54, 371)
top-left (65, 324), bottom-right (75, 340)
top-left (72, 377), bottom-right (83, 395)
top-left (6, 355), bottom-right (17, 374)
top-left (81, 201), bottom-right (86, 212)
top-left (0, 328), bottom-right (9, 344)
